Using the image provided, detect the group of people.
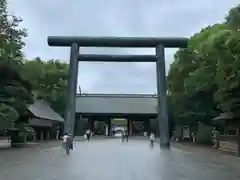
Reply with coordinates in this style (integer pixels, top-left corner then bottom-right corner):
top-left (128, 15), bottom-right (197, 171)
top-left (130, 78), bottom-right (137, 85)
top-left (60, 130), bottom-right (156, 153)
top-left (121, 129), bottom-right (156, 147)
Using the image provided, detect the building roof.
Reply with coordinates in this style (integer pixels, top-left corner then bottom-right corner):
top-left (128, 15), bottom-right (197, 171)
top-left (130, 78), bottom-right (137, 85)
top-left (212, 112), bottom-right (239, 121)
top-left (28, 100), bottom-right (64, 122)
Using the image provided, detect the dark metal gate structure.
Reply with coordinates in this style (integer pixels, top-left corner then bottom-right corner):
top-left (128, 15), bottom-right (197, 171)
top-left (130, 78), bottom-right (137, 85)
top-left (47, 36), bottom-right (188, 148)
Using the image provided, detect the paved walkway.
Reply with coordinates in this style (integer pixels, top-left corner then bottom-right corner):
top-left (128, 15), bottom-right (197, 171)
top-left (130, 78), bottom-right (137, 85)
top-left (1, 139), bottom-right (240, 180)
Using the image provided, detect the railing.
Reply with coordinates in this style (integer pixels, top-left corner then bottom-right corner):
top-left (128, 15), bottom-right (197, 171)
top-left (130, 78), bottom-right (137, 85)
top-left (218, 135), bottom-right (239, 141)
top-left (216, 135), bottom-right (240, 156)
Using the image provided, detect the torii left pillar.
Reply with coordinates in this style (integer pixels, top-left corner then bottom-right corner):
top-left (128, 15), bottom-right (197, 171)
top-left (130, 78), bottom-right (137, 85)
top-left (64, 43), bottom-right (79, 135)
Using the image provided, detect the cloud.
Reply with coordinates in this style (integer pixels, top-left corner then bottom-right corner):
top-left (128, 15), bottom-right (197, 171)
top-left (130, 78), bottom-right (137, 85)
top-left (7, 0), bottom-right (239, 93)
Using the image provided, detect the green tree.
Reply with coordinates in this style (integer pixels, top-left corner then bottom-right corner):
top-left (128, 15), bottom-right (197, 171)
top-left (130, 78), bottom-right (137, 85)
top-left (0, 0), bottom-right (32, 130)
top-left (167, 24), bottom-right (227, 125)
top-left (214, 5), bottom-right (240, 113)
top-left (0, 0), bottom-right (27, 68)
top-left (225, 5), bottom-right (240, 31)
top-left (167, 5), bottom-right (240, 128)
top-left (0, 102), bottom-right (18, 128)
top-left (21, 58), bottom-right (69, 116)
top-left (0, 64), bottom-right (33, 128)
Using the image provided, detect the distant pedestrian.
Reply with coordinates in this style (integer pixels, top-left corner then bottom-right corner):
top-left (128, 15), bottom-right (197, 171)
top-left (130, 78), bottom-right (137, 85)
top-left (149, 132), bottom-right (155, 148)
top-left (121, 130), bottom-right (125, 142)
top-left (56, 130), bottom-right (60, 140)
top-left (125, 129), bottom-right (128, 142)
top-left (191, 132), bottom-right (196, 143)
top-left (61, 133), bottom-right (69, 150)
top-left (86, 129), bottom-right (91, 141)
top-left (121, 128), bottom-right (128, 142)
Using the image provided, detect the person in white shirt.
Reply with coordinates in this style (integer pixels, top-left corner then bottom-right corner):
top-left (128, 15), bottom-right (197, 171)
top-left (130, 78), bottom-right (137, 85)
top-left (61, 133), bottom-right (69, 149)
top-left (62, 133), bottom-right (73, 150)
top-left (62, 133), bottom-right (69, 143)
top-left (149, 132), bottom-right (155, 147)
top-left (86, 129), bottom-right (91, 141)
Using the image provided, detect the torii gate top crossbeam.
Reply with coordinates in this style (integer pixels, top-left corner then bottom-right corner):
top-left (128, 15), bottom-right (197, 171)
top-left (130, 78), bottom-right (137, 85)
top-left (48, 36), bottom-right (188, 48)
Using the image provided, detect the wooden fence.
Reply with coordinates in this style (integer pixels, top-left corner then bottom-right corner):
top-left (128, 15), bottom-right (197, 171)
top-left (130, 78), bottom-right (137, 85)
top-left (216, 135), bottom-right (240, 156)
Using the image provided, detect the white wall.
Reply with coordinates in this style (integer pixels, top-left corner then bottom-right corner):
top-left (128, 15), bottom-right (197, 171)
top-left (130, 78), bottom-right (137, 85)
top-left (76, 94), bottom-right (158, 114)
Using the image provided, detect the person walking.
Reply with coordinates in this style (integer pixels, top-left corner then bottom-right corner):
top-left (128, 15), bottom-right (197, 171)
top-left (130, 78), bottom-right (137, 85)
top-left (86, 129), bottom-right (91, 141)
top-left (61, 133), bottom-right (69, 150)
top-left (125, 129), bottom-right (129, 142)
top-left (149, 132), bottom-right (155, 148)
top-left (121, 130), bottom-right (125, 142)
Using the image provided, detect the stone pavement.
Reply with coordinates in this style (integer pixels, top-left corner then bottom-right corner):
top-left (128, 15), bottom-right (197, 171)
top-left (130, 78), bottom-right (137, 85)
top-left (1, 138), bottom-right (240, 180)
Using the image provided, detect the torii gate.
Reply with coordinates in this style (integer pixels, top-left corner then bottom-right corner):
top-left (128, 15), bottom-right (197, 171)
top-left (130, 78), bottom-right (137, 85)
top-left (47, 36), bottom-right (188, 148)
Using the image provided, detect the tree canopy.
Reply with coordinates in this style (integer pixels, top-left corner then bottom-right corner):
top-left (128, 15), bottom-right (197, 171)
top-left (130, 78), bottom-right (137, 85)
top-left (21, 58), bottom-right (69, 116)
top-left (0, 0), bottom-right (69, 130)
top-left (168, 5), bottom-right (240, 126)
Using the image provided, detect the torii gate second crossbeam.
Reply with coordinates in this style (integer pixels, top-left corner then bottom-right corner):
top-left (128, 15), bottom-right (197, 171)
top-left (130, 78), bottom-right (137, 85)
top-left (47, 36), bottom-right (188, 149)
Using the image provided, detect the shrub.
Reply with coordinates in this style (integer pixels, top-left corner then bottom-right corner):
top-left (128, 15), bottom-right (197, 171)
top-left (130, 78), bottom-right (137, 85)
top-left (195, 122), bottom-right (213, 145)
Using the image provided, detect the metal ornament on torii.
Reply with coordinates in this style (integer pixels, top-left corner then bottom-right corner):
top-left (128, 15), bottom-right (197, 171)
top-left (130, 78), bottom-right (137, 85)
top-left (47, 36), bottom-right (188, 149)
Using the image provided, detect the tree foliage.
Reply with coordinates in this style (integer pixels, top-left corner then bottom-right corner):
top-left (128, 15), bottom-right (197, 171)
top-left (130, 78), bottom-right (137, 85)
top-left (168, 5), bottom-right (240, 126)
top-left (0, 63), bottom-right (33, 128)
top-left (0, 0), bottom-right (27, 67)
top-left (0, 0), bottom-right (31, 128)
top-left (0, 0), bottom-right (68, 130)
top-left (21, 58), bottom-right (69, 116)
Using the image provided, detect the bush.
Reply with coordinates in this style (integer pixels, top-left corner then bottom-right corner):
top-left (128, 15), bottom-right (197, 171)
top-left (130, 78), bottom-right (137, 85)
top-left (75, 118), bottom-right (88, 136)
top-left (195, 122), bottom-right (213, 145)
top-left (10, 129), bottom-right (26, 145)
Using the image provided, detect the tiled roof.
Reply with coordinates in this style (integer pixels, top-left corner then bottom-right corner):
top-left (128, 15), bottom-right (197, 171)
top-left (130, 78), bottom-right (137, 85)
top-left (212, 112), bottom-right (238, 121)
top-left (28, 100), bottom-right (64, 122)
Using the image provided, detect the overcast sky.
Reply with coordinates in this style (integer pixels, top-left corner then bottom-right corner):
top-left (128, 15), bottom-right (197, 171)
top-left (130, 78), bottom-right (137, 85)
top-left (7, 0), bottom-right (239, 94)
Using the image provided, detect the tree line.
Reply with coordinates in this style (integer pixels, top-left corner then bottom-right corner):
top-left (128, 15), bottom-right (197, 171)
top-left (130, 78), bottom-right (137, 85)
top-left (0, 0), bottom-right (68, 131)
top-left (167, 5), bottom-right (240, 128)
